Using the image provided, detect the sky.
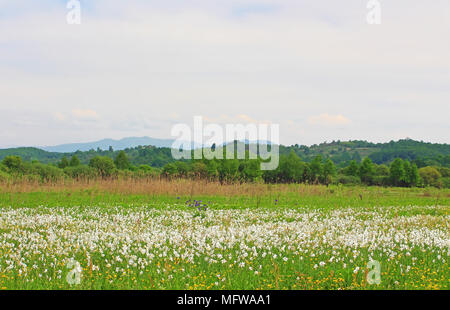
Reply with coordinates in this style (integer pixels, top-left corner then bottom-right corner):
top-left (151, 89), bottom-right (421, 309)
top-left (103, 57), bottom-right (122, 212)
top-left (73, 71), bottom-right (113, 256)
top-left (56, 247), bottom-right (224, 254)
top-left (0, 0), bottom-right (449, 148)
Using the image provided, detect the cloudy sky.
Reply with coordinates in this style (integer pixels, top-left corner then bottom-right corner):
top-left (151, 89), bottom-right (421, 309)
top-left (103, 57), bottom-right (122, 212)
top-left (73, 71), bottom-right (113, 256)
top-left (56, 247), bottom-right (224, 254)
top-left (0, 0), bottom-right (449, 148)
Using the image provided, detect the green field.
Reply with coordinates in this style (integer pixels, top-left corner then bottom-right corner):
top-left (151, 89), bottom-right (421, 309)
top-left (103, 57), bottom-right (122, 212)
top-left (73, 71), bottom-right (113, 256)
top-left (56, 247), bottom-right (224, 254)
top-left (0, 183), bottom-right (448, 290)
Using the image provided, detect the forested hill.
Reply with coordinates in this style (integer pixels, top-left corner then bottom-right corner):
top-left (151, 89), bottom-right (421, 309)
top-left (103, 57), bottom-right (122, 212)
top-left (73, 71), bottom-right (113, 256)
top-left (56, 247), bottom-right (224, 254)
top-left (0, 139), bottom-right (449, 168)
top-left (280, 139), bottom-right (450, 167)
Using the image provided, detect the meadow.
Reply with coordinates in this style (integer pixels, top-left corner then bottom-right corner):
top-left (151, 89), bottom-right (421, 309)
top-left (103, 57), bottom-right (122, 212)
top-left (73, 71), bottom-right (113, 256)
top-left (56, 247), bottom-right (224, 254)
top-left (0, 179), bottom-right (448, 290)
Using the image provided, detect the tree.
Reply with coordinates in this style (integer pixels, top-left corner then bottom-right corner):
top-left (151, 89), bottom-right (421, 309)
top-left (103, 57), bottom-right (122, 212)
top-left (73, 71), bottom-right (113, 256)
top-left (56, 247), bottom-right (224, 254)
top-left (419, 167), bottom-right (442, 187)
top-left (375, 164), bottom-right (390, 176)
top-left (175, 161), bottom-right (190, 177)
top-left (218, 159), bottom-right (239, 182)
top-left (2, 156), bottom-right (24, 173)
top-left (352, 151), bottom-right (362, 163)
top-left (279, 151), bottom-right (304, 183)
top-left (58, 156), bottom-right (69, 169)
top-left (344, 160), bottom-right (359, 176)
top-left (407, 163), bottom-right (420, 187)
top-left (114, 151), bottom-right (130, 170)
top-left (162, 163), bottom-right (178, 177)
top-left (191, 161), bottom-right (208, 178)
top-left (205, 160), bottom-right (219, 179)
top-left (309, 155), bottom-right (323, 183)
top-left (390, 158), bottom-right (405, 186)
top-left (322, 159), bottom-right (336, 185)
top-left (69, 155), bottom-right (81, 167)
top-left (359, 157), bottom-right (375, 185)
top-left (239, 160), bottom-right (262, 182)
top-left (89, 156), bottom-right (116, 178)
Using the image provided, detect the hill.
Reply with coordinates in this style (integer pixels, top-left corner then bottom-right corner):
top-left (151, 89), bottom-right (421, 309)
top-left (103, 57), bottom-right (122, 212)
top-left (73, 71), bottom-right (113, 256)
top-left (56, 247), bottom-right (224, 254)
top-left (39, 137), bottom-right (177, 153)
top-left (1, 139), bottom-right (449, 168)
top-left (280, 139), bottom-right (450, 167)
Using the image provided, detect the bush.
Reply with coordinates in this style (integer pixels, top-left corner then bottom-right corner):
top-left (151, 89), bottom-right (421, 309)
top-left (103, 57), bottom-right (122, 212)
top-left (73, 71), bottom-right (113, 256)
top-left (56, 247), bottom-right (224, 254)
top-left (372, 175), bottom-right (390, 186)
top-left (64, 165), bottom-right (97, 180)
top-left (0, 163), bottom-right (7, 173)
top-left (438, 167), bottom-right (450, 178)
top-left (0, 170), bottom-right (10, 182)
top-left (419, 166), bottom-right (442, 187)
top-left (89, 156), bottom-right (117, 178)
top-left (28, 163), bottom-right (65, 182)
top-left (134, 165), bottom-right (157, 178)
top-left (2, 156), bottom-right (25, 173)
top-left (337, 174), bottom-right (361, 185)
top-left (441, 177), bottom-right (450, 189)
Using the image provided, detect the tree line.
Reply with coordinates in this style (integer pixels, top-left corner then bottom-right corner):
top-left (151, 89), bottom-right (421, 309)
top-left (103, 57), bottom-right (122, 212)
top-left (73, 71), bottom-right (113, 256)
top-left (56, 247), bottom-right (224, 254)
top-left (1, 150), bottom-right (448, 188)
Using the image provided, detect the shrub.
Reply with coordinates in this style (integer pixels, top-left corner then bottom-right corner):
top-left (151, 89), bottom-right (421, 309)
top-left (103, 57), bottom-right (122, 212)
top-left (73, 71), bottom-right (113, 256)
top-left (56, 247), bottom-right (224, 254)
top-left (69, 155), bottom-right (81, 167)
top-left (134, 165), bottom-right (157, 178)
top-left (337, 174), bottom-right (361, 185)
top-left (89, 156), bottom-right (117, 178)
top-left (441, 177), bottom-right (450, 189)
top-left (372, 175), bottom-right (390, 187)
top-left (64, 165), bottom-right (97, 180)
top-left (2, 156), bottom-right (25, 173)
top-left (114, 151), bottom-right (130, 170)
top-left (419, 166), bottom-right (442, 188)
top-left (29, 163), bottom-right (65, 182)
top-left (0, 170), bottom-right (10, 182)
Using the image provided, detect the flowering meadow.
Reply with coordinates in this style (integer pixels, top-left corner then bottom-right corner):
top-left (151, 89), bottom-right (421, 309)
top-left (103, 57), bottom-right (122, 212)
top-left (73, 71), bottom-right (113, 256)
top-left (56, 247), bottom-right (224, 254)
top-left (0, 183), bottom-right (448, 290)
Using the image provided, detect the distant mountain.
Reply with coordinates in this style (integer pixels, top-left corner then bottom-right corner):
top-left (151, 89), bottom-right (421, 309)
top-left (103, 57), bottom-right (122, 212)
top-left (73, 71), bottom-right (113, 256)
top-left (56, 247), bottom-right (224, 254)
top-left (39, 137), bottom-right (271, 153)
top-left (40, 137), bottom-right (177, 153)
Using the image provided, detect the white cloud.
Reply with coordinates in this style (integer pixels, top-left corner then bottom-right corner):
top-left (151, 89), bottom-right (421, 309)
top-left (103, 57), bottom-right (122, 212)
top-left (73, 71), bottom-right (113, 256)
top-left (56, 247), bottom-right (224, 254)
top-left (308, 114), bottom-right (351, 126)
top-left (71, 109), bottom-right (99, 121)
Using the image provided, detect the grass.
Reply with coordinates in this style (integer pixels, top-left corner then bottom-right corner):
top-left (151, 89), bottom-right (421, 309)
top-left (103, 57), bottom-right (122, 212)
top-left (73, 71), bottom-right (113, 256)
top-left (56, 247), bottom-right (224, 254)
top-left (0, 179), bottom-right (449, 209)
top-left (0, 180), bottom-right (448, 290)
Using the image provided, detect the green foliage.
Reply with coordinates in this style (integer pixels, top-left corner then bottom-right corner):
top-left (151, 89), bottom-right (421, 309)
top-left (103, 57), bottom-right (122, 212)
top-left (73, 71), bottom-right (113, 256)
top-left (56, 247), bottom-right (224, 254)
top-left (28, 163), bottom-right (65, 182)
top-left (162, 163), bottom-right (178, 177)
top-left (309, 155), bottom-right (323, 183)
top-left (437, 167), bottom-right (450, 178)
top-left (1, 140), bottom-right (449, 170)
top-left (0, 169), bottom-right (10, 182)
top-left (89, 156), bottom-right (116, 178)
top-left (239, 160), bottom-right (262, 182)
top-left (279, 152), bottom-right (305, 183)
top-left (390, 158), bottom-right (405, 186)
top-left (359, 157), bottom-right (375, 185)
top-left (336, 174), bottom-right (361, 185)
top-left (407, 163), bottom-right (420, 187)
top-left (419, 167), bottom-right (442, 188)
top-left (0, 150), bottom-right (447, 189)
top-left (375, 164), bottom-right (390, 176)
top-left (191, 162), bottom-right (208, 178)
top-left (174, 161), bottom-right (190, 177)
top-left (114, 151), bottom-right (130, 170)
top-left (322, 159), bottom-right (336, 185)
top-left (441, 177), bottom-right (450, 189)
top-left (69, 155), bottom-right (81, 167)
top-left (58, 156), bottom-right (69, 169)
top-left (2, 155), bottom-right (26, 174)
top-left (218, 159), bottom-right (240, 182)
top-left (64, 165), bottom-right (97, 180)
top-left (343, 160), bottom-right (359, 177)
